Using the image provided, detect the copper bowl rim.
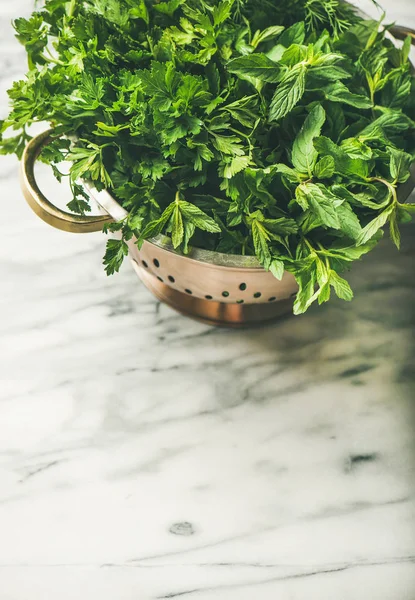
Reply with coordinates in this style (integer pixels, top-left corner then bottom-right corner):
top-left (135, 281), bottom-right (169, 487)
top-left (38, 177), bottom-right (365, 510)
top-left (84, 182), bottom-right (267, 269)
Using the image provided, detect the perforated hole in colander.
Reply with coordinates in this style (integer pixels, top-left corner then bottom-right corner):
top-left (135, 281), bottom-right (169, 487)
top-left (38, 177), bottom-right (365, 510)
top-left (134, 242), bottom-right (299, 310)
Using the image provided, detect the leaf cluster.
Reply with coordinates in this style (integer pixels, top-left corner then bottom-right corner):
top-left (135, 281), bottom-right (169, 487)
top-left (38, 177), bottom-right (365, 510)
top-left (2, 0), bottom-right (415, 313)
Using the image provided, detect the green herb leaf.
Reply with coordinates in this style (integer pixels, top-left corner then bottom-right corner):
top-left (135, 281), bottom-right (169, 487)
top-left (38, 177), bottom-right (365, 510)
top-left (103, 238), bottom-right (129, 275)
top-left (227, 54), bottom-right (281, 83)
top-left (314, 155), bottom-right (335, 179)
top-left (297, 183), bottom-right (341, 230)
top-left (153, 0), bottom-right (185, 17)
top-left (269, 63), bottom-right (307, 122)
top-left (292, 104), bottom-right (326, 176)
top-left (336, 201), bottom-right (362, 241)
top-left (251, 26), bottom-right (285, 49)
top-left (389, 208), bottom-right (401, 249)
top-left (278, 22), bottom-right (305, 47)
top-left (323, 81), bottom-right (373, 109)
top-left (356, 202), bottom-right (395, 245)
top-left (251, 217), bottom-right (272, 269)
top-left (388, 147), bottom-right (412, 184)
top-left (310, 64), bottom-right (351, 81)
top-left (329, 270), bottom-right (353, 301)
top-left (269, 258), bottom-right (285, 280)
top-left (171, 203), bottom-right (184, 248)
top-left (314, 136), bottom-right (370, 179)
top-left (179, 201), bottom-right (222, 233)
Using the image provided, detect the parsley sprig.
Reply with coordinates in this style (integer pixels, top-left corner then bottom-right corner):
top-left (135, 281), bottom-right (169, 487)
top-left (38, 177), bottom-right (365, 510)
top-left (2, 0), bottom-right (415, 313)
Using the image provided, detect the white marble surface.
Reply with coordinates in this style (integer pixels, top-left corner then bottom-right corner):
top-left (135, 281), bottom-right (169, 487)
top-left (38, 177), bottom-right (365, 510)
top-left (1, 2), bottom-right (415, 599)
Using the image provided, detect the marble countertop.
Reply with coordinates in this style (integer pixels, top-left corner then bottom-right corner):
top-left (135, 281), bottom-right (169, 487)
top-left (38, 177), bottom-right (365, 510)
top-left (1, 2), bottom-right (415, 599)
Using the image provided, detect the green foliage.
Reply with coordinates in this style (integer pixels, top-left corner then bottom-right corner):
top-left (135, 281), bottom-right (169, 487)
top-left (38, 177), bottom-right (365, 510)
top-left (269, 63), bottom-right (307, 121)
top-left (227, 54), bottom-right (281, 83)
top-left (103, 238), bottom-right (129, 275)
top-left (2, 0), bottom-right (415, 314)
top-left (292, 104), bottom-right (326, 176)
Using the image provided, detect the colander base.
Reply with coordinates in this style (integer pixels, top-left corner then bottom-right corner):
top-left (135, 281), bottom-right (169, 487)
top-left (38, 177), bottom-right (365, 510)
top-left (137, 267), bottom-right (294, 328)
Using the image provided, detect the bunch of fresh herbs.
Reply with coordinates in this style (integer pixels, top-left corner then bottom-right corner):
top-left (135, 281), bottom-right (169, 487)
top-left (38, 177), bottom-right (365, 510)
top-left (2, 0), bottom-right (415, 313)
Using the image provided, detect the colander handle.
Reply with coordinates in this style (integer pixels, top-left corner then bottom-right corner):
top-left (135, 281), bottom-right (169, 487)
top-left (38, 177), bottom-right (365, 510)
top-left (389, 25), bottom-right (415, 44)
top-left (21, 129), bottom-right (113, 233)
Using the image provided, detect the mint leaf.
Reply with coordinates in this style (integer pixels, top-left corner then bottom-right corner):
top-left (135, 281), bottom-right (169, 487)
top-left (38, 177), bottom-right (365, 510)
top-left (320, 236), bottom-right (382, 261)
top-left (357, 202), bottom-right (395, 245)
top-left (340, 138), bottom-right (373, 160)
top-left (359, 110), bottom-right (414, 140)
top-left (269, 63), bottom-right (307, 122)
top-left (251, 26), bottom-right (285, 49)
top-left (329, 271), bottom-right (353, 301)
top-left (292, 256), bottom-right (319, 315)
top-left (278, 22), bottom-right (305, 47)
top-left (314, 136), bottom-right (370, 179)
top-left (270, 163), bottom-right (303, 183)
top-left (292, 104), bottom-right (326, 176)
top-left (170, 203), bottom-right (184, 248)
top-left (336, 201), bottom-right (362, 241)
top-left (269, 258), bottom-right (285, 280)
top-left (297, 183), bottom-right (341, 230)
top-left (388, 147), bottom-right (412, 183)
top-left (140, 203), bottom-right (175, 240)
top-left (323, 82), bottom-right (373, 109)
top-left (389, 208), bottom-right (401, 249)
top-left (179, 201), bottom-right (221, 233)
top-left (309, 65), bottom-right (351, 81)
top-left (227, 54), bottom-right (281, 83)
top-left (314, 156), bottom-right (335, 179)
top-left (264, 217), bottom-right (298, 236)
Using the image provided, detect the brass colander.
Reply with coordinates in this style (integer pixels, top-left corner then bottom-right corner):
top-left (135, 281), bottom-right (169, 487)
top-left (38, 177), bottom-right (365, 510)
top-left (19, 24), bottom-right (415, 326)
top-left (128, 236), bottom-right (298, 326)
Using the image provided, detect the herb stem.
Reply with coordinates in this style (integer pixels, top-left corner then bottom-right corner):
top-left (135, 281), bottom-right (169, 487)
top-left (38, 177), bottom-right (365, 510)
top-left (304, 238), bottom-right (315, 254)
top-left (40, 50), bottom-right (64, 66)
top-left (68, 0), bottom-right (77, 19)
top-left (369, 177), bottom-right (398, 205)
